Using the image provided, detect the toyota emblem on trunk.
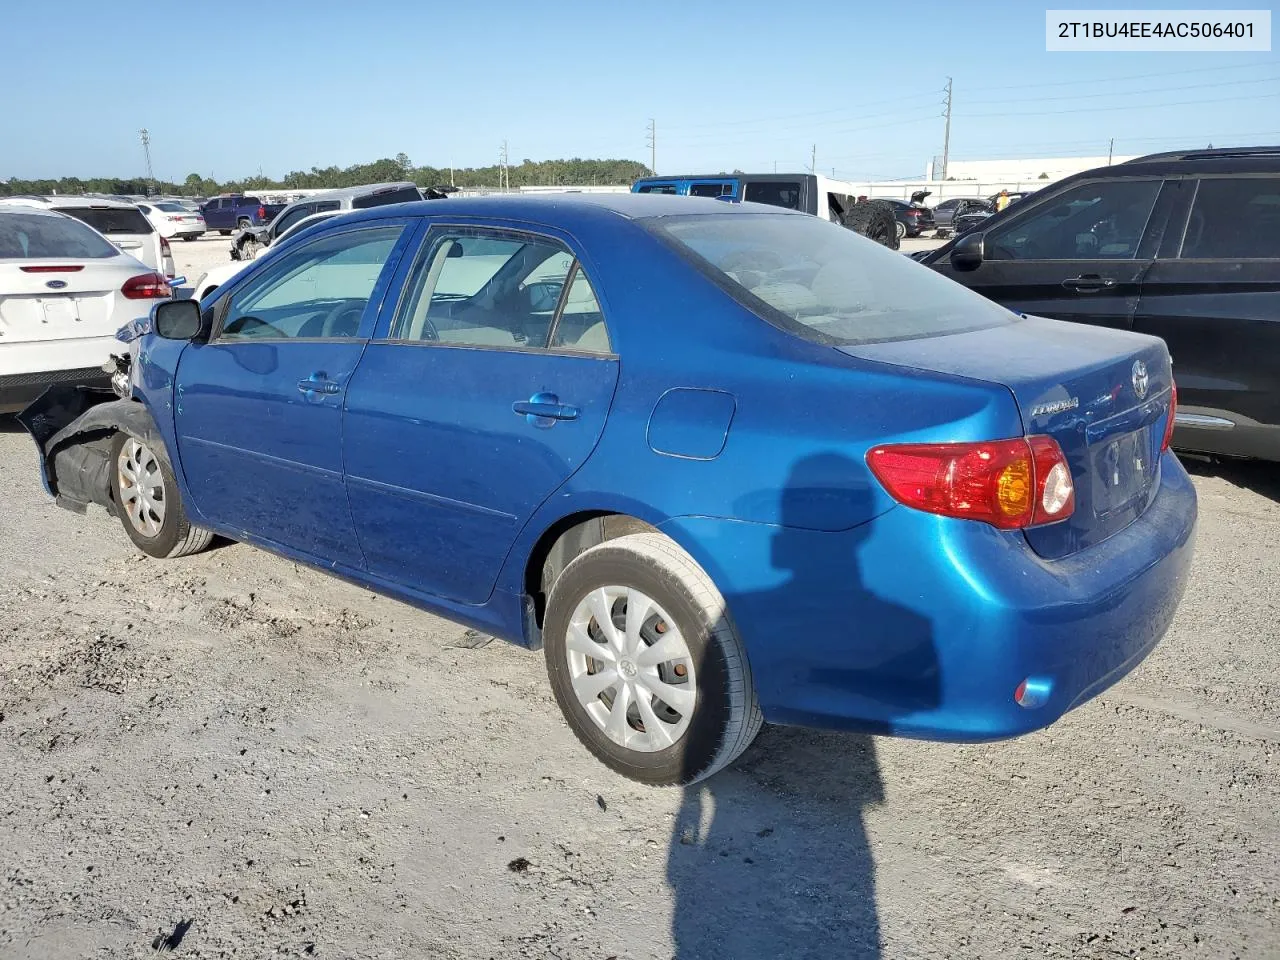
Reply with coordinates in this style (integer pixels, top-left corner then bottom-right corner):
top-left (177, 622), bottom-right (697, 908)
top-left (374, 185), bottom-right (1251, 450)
top-left (1131, 360), bottom-right (1149, 399)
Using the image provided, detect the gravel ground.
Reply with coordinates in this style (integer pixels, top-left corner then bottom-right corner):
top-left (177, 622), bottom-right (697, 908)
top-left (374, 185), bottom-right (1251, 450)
top-left (0, 236), bottom-right (1276, 959)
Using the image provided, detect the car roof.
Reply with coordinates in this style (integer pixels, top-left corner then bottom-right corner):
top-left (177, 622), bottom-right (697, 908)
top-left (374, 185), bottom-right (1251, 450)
top-left (304, 181), bottom-right (419, 201)
top-left (0, 203), bottom-right (71, 219)
top-left (0, 195), bottom-right (141, 210)
top-left (331, 192), bottom-right (809, 229)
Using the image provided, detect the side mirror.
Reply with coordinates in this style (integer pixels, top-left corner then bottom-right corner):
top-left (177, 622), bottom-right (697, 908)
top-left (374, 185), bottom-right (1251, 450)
top-left (152, 299), bottom-right (202, 340)
top-left (950, 231), bottom-right (985, 271)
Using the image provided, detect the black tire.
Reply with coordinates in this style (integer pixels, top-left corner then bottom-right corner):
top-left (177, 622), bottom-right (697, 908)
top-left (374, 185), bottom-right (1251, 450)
top-left (544, 532), bottom-right (762, 786)
top-left (237, 217), bottom-right (251, 229)
top-left (895, 220), bottom-right (907, 241)
top-left (108, 431), bottom-right (214, 560)
top-left (842, 201), bottom-right (900, 250)
top-left (181, 235), bottom-right (199, 242)
top-left (218, 230), bottom-right (231, 236)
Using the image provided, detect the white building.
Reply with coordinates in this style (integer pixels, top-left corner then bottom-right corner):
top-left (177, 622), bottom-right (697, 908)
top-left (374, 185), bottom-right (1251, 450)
top-left (928, 155), bottom-right (1138, 182)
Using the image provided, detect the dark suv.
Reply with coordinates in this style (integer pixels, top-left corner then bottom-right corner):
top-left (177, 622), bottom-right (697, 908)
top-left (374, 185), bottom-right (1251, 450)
top-left (920, 146), bottom-right (1280, 462)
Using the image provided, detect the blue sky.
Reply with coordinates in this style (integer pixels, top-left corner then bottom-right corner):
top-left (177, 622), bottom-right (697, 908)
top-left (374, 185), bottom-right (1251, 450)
top-left (6, 0), bottom-right (1277, 181)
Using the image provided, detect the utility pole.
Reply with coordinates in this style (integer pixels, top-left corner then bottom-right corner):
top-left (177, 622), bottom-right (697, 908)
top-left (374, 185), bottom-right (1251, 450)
top-left (941, 77), bottom-right (952, 181)
top-left (811, 144), bottom-right (816, 173)
top-left (500, 140), bottom-right (509, 192)
top-left (139, 128), bottom-right (153, 191)
top-left (1107, 138), bottom-right (1115, 164)
top-left (646, 119), bottom-right (656, 175)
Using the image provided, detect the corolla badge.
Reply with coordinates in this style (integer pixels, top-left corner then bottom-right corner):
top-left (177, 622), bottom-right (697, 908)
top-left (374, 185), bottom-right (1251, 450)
top-left (1132, 359), bottom-right (1149, 399)
top-left (1030, 396), bottom-right (1079, 418)
top-left (45, 279), bottom-right (68, 289)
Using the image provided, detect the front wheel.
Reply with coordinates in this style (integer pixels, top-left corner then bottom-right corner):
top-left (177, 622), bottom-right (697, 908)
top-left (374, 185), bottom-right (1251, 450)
top-left (544, 533), bottom-right (762, 785)
top-left (109, 432), bottom-right (214, 559)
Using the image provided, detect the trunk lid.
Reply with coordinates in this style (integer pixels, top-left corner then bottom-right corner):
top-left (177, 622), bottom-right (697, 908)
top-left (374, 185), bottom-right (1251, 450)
top-left (841, 315), bottom-right (1175, 558)
top-left (0, 259), bottom-right (134, 344)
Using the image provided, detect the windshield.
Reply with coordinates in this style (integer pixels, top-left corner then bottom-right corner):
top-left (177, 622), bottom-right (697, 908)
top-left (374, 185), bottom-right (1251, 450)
top-left (0, 211), bottom-right (119, 259)
top-left (652, 213), bottom-right (1015, 345)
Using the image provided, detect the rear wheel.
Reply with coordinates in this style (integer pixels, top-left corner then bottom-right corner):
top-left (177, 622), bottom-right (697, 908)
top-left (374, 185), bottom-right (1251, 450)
top-left (895, 220), bottom-right (907, 241)
top-left (236, 217), bottom-right (251, 229)
top-left (544, 533), bottom-right (762, 785)
top-left (181, 235), bottom-right (199, 242)
top-left (109, 432), bottom-right (214, 560)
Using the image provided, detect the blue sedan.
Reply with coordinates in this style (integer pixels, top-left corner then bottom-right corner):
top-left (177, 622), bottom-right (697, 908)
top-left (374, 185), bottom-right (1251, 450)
top-left (22, 194), bottom-right (1196, 785)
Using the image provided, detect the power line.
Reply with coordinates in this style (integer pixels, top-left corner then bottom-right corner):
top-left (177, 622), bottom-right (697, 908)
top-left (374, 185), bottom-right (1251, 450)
top-left (962, 90), bottom-right (1279, 119)
top-left (961, 58), bottom-right (1277, 93)
top-left (965, 72), bottom-right (1279, 106)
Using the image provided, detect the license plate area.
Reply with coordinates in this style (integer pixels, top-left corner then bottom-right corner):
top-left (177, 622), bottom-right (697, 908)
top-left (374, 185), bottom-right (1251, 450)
top-left (43, 298), bottom-right (79, 325)
top-left (1090, 426), bottom-right (1157, 519)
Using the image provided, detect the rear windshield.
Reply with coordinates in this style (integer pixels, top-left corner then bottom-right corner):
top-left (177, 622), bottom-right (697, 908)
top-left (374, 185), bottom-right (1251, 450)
top-left (152, 202), bottom-right (188, 212)
top-left (0, 211), bottom-right (119, 259)
top-left (651, 213), bottom-right (1015, 346)
top-left (59, 207), bottom-right (154, 235)
top-left (352, 186), bottom-right (421, 209)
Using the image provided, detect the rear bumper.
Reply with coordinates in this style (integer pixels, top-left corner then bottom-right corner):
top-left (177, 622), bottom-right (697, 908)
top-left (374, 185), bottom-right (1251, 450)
top-left (661, 451), bottom-right (1197, 740)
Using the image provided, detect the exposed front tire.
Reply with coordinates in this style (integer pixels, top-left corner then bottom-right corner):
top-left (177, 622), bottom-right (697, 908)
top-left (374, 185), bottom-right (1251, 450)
top-left (543, 532), bottom-right (762, 786)
top-left (108, 432), bottom-right (214, 560)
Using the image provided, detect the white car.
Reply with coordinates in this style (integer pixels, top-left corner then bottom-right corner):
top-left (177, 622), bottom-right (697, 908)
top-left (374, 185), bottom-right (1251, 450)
top-left (137, 200), bottom-right (206, 241)
top-left (0, 196), bottom-right (176, 278)
top-left (0, 207), bottom-right (175, 412)
top-left (193, 210), bottom-right (341, 300)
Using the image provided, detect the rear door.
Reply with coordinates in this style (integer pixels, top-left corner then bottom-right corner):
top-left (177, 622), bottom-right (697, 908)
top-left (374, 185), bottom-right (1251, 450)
top-left (932, 178), bottom-right (1169, 330)
top-left (343, 224), bottom-right (619, 603)
top-left (1134, 174), bottom-right (1280, 452)
top-left (173, 220), bottom-right (414, 565)
top-left (59, 205), bottom-right (159, 272)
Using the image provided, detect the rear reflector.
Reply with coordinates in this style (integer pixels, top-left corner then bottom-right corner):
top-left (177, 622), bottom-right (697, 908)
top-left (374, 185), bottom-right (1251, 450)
top-left (121, 272), bottom-right (172, 300)
top-left (1161, 381), bottom-right (1177, 452)
top-left (866, 435), bottom-right (1075, 529)
top-left (20, 265), bottom-right (85, 273)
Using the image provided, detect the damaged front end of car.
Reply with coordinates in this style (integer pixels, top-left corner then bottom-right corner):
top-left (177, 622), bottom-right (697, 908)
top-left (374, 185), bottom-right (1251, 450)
top-left (16, 315), bottom-right (160, 516)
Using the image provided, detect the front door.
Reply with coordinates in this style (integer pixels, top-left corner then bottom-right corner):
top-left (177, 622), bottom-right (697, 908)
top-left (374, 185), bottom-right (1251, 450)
top-left (344, 225), bottom-right (619, 604)
top-left (174, 220), bottom-right (413, 565)
top-left (933, 177), bottom-right (1168, 330)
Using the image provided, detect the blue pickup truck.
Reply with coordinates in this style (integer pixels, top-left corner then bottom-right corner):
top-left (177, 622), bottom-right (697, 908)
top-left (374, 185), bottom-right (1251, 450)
top-left (199, 195), bottom-right (284, 235)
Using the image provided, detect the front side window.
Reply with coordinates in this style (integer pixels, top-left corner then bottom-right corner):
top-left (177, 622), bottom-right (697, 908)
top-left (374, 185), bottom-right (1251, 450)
top-left (0, 211), bottom-right (119, 259)
top-left (690, 183), bottom-right (732, 198)
top-left (1182, 177), bottom-right (1280, 259)
top-left (652, 212), bottom-right (1013, 346)
top-left (393, 230), bottom-right (607, 351)
top-left (985, 179), bottom-right (1160, 261)
top-left (219, 225), bottom-right (404, 341)
top-left (744, 181), bottom-right (802, 210)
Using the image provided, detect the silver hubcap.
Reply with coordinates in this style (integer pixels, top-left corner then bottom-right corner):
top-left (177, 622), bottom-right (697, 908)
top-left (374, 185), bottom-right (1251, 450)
top-left (565, 586), bottom-right (697, 753)
top-left (117, 438), bottom-right (165, 537)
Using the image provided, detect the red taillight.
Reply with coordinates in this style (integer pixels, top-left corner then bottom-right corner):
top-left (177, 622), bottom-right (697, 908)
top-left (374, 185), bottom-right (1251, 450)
top-left (20, 265), bottom-right (85, 273)
top-left (866, 435), bottom-right (1075, 529)
top-left (160, 236), bottom-right (172, 254)
top-left (257, 205), bottom-right (266, 219)
top-left (1161, 381), bottom-right (1177, 452)
top-left (121, 272), bottom-right (172, 300)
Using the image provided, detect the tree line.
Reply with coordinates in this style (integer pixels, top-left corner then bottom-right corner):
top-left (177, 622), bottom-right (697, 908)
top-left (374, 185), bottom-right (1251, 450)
top-left (1, 155), bottom-right (652, 198)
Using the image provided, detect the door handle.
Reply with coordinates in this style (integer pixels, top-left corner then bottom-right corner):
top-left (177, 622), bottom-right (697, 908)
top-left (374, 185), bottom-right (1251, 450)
top-left (1062, 275), bottom-right (1116, 293)
top-left (513, 392), bottom-right (579, 426)
top-left (297, 374), bottom-right (342, 396)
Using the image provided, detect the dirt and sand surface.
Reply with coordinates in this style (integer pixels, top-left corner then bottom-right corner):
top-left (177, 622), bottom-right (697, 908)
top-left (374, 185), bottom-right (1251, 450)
top-left (0, 236), bottom-right (1276, 959)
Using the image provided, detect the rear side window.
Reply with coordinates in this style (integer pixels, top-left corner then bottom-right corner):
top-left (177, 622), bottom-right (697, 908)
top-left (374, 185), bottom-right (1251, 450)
top-left (652, 213), bottom-right (1013, 346)
top-left (690, 183), bottom-right (733, 198)
top-left (0, 211), bottom-right (119, 259)
top-left (313, 200), bottom-right (342, 213)
top-left (744, 181), bottom-right (802, 210)
top-left (985, 180), bottom-right (1160, 261)
top-left (1182, 177), bottom-right (1280, 259)
top-left (637, 184), bottom-right (678, 194)
top-left (352, 186), bottom-right (420, 208)
top-left (59, 206), bottom-right (154, 235)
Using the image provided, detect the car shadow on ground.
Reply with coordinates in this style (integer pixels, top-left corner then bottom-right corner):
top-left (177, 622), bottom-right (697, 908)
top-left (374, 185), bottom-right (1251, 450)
top-left (1181, 455), bottom-right (1280, 504)
top-left (0, 414), bottom-right (26, 434)
top-left (667, 452), bottom-right (942, 960)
